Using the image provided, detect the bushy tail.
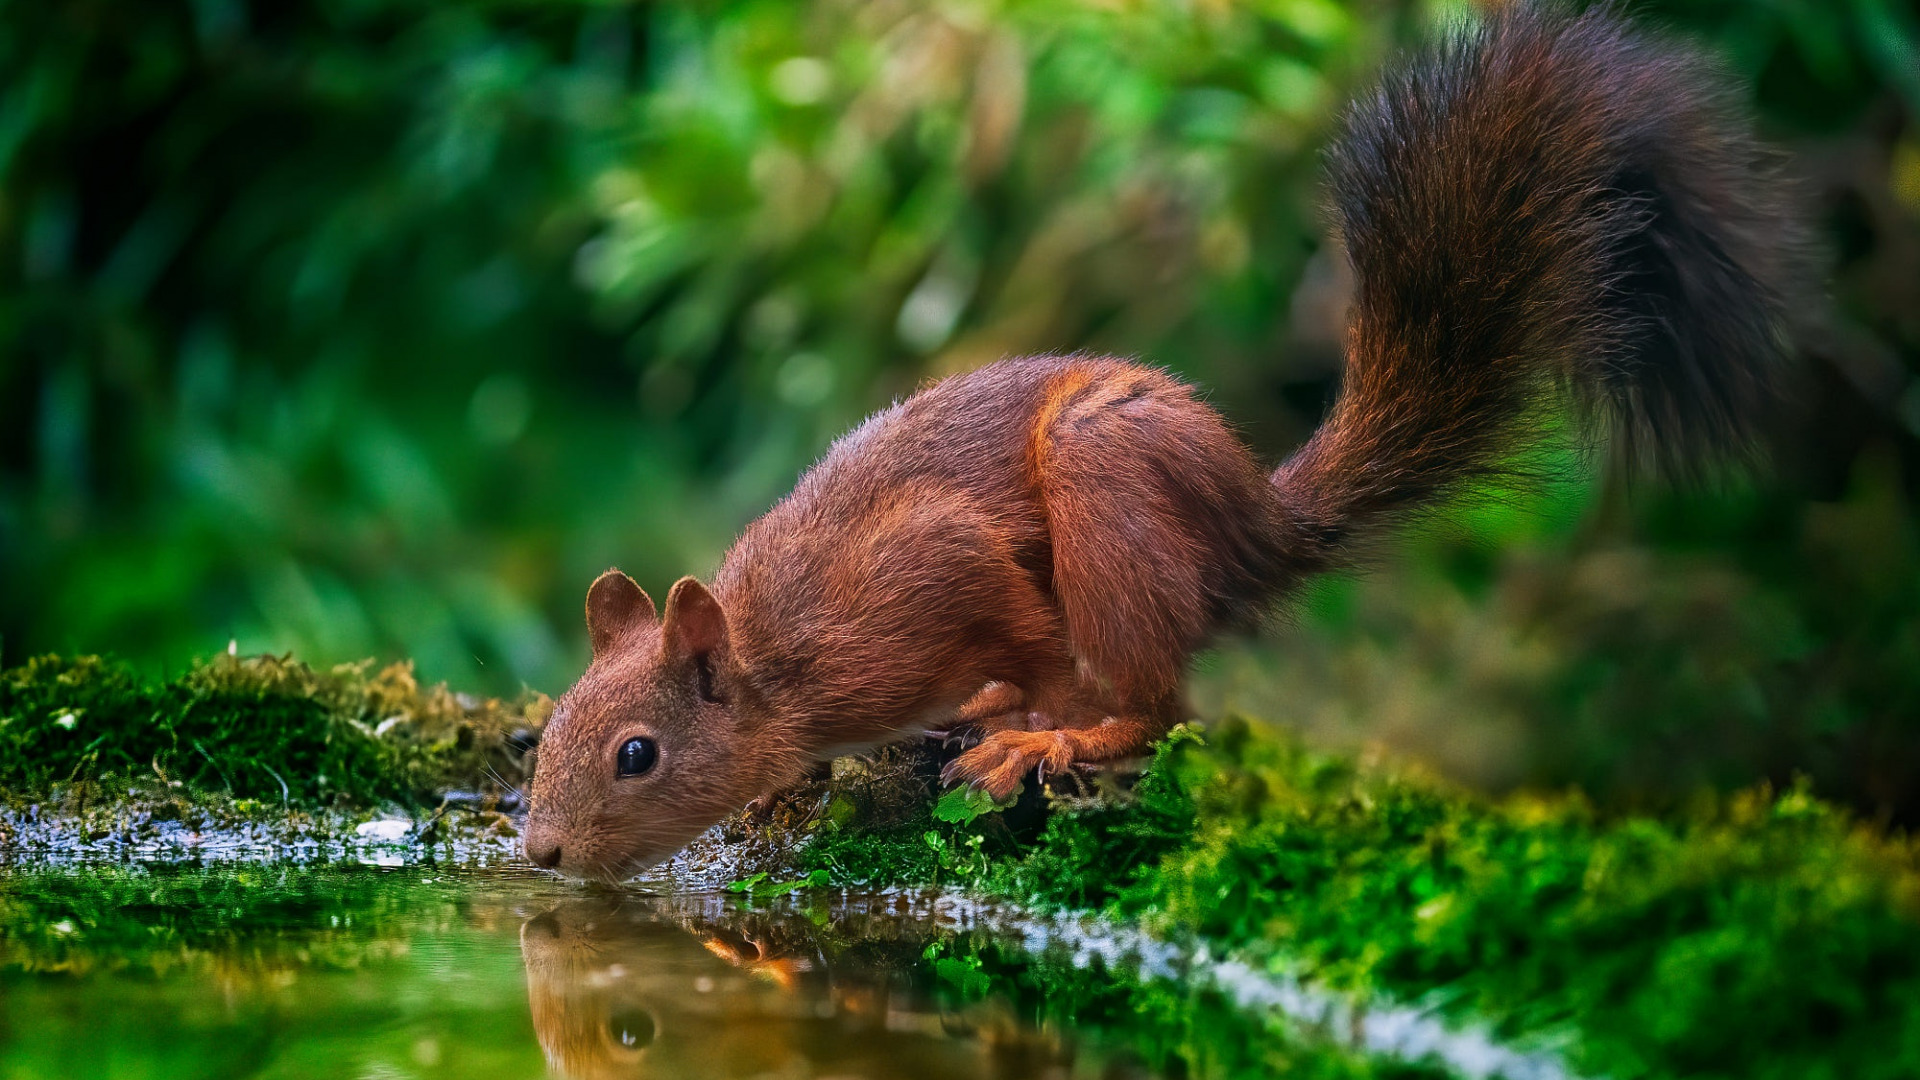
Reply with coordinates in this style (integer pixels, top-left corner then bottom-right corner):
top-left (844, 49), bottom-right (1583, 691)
top-left (1272, 3), bottom-right (1801, 564)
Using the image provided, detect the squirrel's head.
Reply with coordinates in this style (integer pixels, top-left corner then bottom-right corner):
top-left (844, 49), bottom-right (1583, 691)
top-left (524, 569), bottom-right (778, 882)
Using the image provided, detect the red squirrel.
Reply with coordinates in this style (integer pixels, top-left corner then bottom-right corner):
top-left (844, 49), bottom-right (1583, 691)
top-left (524, 4), bottom-right (1803, 882)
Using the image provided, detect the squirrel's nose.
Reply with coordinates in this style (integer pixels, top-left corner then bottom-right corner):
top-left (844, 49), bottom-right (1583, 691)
top-left (527, 841), bottom-right (562, 869)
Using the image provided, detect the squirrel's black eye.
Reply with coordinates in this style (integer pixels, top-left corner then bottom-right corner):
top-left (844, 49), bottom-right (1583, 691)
top-left (608, 1007), bottom-right (656, 1049)
top-left (616, 737), bottom-right (658, 778)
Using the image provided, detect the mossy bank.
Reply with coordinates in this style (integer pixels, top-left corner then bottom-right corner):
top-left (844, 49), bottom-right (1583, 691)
top-left (0, 653), bottom-right (545, 809)
top-left (807, 726), bottom-right (1920, 1080)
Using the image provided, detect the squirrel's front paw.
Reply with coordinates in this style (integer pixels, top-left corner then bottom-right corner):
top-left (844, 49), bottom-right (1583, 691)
top-left (939, 729), bottom-right (1075, 799)
top-left (928, 682), bottom-right (1034, 749)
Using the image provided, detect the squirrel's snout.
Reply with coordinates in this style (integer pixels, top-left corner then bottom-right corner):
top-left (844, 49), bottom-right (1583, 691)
top-left (523, 803), bottom-right (570, 872)
top-left (525, 835), bottom-right (563, 870)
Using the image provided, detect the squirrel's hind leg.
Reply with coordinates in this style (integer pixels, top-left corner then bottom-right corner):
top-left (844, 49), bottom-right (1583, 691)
top-left (1024, 360), bottom-right (1275, 701)
top-left (938, 361), bottom-right (1258, 797)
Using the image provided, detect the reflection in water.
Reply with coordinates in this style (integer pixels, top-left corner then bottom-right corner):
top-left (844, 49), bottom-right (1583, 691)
top-left (3, 865), bottom-right (1464, 1080)
top-left (519, 895), bottom-right (1113, 1080)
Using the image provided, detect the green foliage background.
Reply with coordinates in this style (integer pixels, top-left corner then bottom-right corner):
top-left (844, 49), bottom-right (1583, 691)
top-left (4, 0), bottom-right (1918, 809)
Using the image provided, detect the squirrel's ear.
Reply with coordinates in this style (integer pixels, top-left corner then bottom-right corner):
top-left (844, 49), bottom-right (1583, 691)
top-left (661, 576), bottom-right (728, 659)
top-left (585, 570), bottom-right (655, 658)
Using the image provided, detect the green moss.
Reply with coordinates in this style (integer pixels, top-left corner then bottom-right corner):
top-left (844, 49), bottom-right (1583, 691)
top-left (804, 722), bottom-right (1920, 1080)
top-left (0, 653), bottom-right (545, 809)
top-left (1156, 724), bottom-right (1920, 1080)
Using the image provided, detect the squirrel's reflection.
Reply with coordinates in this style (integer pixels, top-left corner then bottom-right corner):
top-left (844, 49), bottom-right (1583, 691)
top-left (519, 897), bottom-right (1111, 1080)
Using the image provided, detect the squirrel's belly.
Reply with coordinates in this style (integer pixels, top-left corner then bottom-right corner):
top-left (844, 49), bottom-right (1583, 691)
top-left (806, 703), bottom-right (952, 762)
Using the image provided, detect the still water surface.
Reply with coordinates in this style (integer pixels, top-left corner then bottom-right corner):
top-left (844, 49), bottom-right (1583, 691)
top-left (0, 863), bottom-right (1182, 1080)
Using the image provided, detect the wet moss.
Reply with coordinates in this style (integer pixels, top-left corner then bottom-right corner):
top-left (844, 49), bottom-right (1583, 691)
top-left (0, 653), bottom-right (545, 809)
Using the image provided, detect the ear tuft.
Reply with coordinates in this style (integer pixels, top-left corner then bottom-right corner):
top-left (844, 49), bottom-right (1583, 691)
top-left (585, 570), bottom-right (655, 658)
top-left (662, 577), bottom-right (728, 659)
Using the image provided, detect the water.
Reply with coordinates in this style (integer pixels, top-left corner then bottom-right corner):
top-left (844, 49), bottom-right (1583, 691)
top-left (0, 862), bottom-right (1545, 1079)
top-left (0, 863), bottom-right (1191, 1080)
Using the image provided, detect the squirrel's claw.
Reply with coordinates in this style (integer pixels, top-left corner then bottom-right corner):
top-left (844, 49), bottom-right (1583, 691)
top-left (925, 727), bottom-right (977, 751)
top-left (941, 729), bottom-right (1074, 799)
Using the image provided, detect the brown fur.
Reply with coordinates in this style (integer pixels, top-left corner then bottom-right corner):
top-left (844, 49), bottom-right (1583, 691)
top-left (526, 3), bottom-right (1803, 881)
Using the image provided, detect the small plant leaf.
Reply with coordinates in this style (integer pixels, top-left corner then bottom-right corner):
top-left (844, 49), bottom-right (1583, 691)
top-left (933, 783), bottom-right (1019, 825)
